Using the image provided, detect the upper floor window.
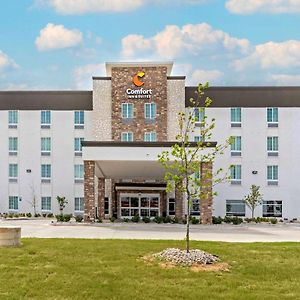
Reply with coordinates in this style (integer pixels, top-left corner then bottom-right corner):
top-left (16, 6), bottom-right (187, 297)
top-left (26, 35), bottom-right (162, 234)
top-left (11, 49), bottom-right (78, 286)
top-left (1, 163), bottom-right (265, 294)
top-left (230, 165), bottom-right (241, 184)
top-left (9, 164), bottom-right (18, 179)
top-left (74, 111), bottom-right (84, 128)
top-left (122, 103), bottom-right (134, 119)
top-left (8, 111), bottom-right (18, 128)
top-left (144, 132), bottom-right (157, 142)
top-left (231, 136), bottom-right (241, 156)
top-left (267, 165), bottom-right (278, 185)
top-left (267, 136), bottom-right (278, 156)
top-left (231, 108), bottom-right (241, 127)
top-left (41, 137), bottom-right (51, 156)
top-left (193, 108), bottom-right (205, 123)
top-left (267, 108), bottom-right (278, 126)
top-left (41, 110), bottom-right (51, 127)
top-left (74, 165), bottom-right (84, 181)
top-left (121, 132), bottom-right (133, 142)
top-left (74, 138), bottom-right (84, 155)
top-left (9, 137), bottom-right (18, 155)
top-left (145, 103), bottom-right (156, 119)
top-left (194, 136), bottom-right (204, 142)
top-left (41, 164), bottom-right (51, 180)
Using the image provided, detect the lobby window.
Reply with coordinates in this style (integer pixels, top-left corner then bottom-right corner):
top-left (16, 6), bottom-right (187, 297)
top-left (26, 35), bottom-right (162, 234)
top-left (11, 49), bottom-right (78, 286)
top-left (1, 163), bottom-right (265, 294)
top-left (267, 136), bottom-right (278, 156)
top-left (9, 196), bottom-right (19, 211)
top-left (168, 198), bottom-right (175, 216)
top-left (231, 108), bottom-right (241, 127)
top-left (8, 110), bottom-right (18, 128)
top-left (267, 107), bottom-right (278, 127)
top-left (231, 136), bottom-right (241, 156)
top-left (74, 165), bottom-right (84, 182)
top-left (145, 103), bottom-right (156, 119)
top-left (191, 199), bottom-right (200, 216)
top-left (121, 132), bottom-right (133, 142)
top-left (41, 164), bottom-right (51, 182)
top-left (230, 165), bottom-right (241, 184)
top-left (194, 108), bottom-right (205, 124)
top-left (41, 137), bottom-right (51, 156)
top-left (263, 200), bottom-right (282, 217)
top-left (74, 111), bottom-right (85, 129)
top-left (122, 103), bottom-right (133, 119)
top-left (9, 137), bottom-right (18, 156)
top-left (144, 132), bottom-right (157, 142)
top-left (75, 197), bottom-right (84, 212)
top-left (9, 164), bottom-right (18, 182)
top-left (226, 200), bottom-right (245, 217)
top-left (74, 138), bottom-right (84, 156)
top-left (41, 197), bottom-right (51, 211)
top-left (41, 110), bottom-right (51, 128)
top-left (267, 165), bottom-right (278, 185)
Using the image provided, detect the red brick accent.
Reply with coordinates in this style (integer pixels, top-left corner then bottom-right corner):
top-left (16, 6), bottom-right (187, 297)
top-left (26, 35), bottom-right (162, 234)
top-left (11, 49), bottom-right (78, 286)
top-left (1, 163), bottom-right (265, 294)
top-left (175, 183), bottom-right (184, 220)
top-left (97, 178), bottom-right (105, 219)
top-left (200, 162), bottom-right (213, 224)
top-left (84, 161), bottom-right (95, 222)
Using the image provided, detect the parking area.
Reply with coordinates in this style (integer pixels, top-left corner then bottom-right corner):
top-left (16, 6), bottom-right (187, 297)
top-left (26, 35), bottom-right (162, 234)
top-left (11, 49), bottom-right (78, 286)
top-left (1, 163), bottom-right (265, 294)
top-left (1, 219), bottom-right (300, 242)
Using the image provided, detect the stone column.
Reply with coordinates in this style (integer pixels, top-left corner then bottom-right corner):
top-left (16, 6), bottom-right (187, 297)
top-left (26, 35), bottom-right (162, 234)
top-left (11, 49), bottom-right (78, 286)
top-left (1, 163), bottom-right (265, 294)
top-left (111, 179), bottom-right (118, 218)
top-left (84, 161), bottom-right (95, 222)
top-left (175, 182), bottom-right (184, 220)
top-left (97, 177), bottom-right (105, 220)
top-left (200, 161), bottom-right (213, 224)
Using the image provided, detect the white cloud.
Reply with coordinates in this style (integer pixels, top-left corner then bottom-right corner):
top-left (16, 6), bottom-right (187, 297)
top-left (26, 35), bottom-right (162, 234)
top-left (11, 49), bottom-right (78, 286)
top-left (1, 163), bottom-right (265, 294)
top-left (190, 69), bottom-right (223, 85)
top-left (271, 74), bottom-right (300, 85)
top-left (122, 23), bottom-right (250, 59)
top-left (35, 23), bottom-right (83, 51)
top-left (73, 63), bottom-right (106, 89)
top-left (234, 40), bottom-right (300, 71)
top-left (0, 51), bottom-right (18, 70)
top-left (226, 0), bottom-right (300, 14)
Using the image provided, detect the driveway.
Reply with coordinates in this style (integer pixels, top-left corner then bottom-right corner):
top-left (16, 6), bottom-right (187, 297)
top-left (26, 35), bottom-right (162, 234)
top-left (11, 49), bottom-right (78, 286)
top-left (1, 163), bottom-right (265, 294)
top-left (1, 219), bottom-right (300, 242)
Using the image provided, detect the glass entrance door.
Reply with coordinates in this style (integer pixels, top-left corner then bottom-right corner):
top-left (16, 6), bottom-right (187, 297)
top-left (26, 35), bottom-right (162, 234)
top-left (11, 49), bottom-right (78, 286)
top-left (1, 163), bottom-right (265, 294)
top-left (120, 193), bottom-right (160, 218)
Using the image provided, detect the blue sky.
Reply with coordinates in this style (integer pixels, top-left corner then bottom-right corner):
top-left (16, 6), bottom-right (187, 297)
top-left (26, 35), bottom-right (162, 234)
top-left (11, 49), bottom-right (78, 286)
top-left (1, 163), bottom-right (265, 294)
top-left (0, 0), bottom-right (300, 90)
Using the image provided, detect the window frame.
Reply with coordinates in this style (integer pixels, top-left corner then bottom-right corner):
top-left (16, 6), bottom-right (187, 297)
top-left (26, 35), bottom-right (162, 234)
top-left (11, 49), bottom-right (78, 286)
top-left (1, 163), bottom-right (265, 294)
top-left (41, 164), bottom-right (51, 179)
top-left (41, 196), bottom-right (52, 211)
top-left (144, 132), bottom-right (157, 142)
top-left (8, 110), bottom-right (18, 125)
top-left (41, 110), bottom-right (51, 125)
top-left (121, 132), bottom-right (134, 142)
top-left (144, 103), bottom-right (156, 120)
top-left (231, 107), bottom-right (241, 124)
top-left (9, 196), bottom-right (19, 211)
top-left (226, 200), bottom-right (246, 217)
top-left (9, 163), bottom-right (18, 179)
top-left (75, 197), bottom-right (84, 212)
top-left (121, 103), bottom-right (134, 119)
top-left (263, 200), bottom-right (282, 217)
top-left (267, 107), bottom-right (278, 124)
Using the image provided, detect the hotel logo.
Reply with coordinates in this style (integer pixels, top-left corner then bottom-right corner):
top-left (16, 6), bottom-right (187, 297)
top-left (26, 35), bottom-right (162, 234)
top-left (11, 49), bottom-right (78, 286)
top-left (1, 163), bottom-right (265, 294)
top-left (126, 71), bottom-right (152, 99)
top-left (133, 71), bottom-right (145, 87)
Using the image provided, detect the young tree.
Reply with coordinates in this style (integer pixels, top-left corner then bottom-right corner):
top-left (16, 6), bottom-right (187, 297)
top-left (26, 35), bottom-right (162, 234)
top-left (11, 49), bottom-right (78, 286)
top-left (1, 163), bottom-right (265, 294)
top-left (158, 83), bottom-right (232, 253)
top-left (244, 185), bottom-right (263, 219)
top-left (56, 196), bottom-right (68, 215)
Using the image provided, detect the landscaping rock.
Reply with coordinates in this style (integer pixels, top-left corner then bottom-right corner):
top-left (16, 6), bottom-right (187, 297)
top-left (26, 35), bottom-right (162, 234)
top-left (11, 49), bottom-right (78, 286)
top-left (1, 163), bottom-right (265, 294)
top-left (153, 248), bottom-right (219, 266)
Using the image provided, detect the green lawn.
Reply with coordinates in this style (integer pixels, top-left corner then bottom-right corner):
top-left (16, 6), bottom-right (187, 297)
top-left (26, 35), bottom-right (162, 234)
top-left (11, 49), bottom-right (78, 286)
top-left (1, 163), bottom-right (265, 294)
top-left (0, 239), bottom-right (300, 300)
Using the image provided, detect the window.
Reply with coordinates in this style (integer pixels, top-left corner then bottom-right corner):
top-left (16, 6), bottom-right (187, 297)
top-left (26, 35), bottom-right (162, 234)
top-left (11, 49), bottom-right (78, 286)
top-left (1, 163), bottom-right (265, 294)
top-left (41, 137), bottom-right (51, 155)
top-left (122, 103), bottom-right (133, 119)
top-left (231, 165), bottom-right (241, 184)
top-left (267, 108), bottom-right (278, 124)
top-left (74, 111), bottom-right (85, 127)
top-left (144, 132), bottom-right (157, 142)
top-left (267, 137), bottom-right (278, 155)
top-left (263, 200), bottom-right (282, 217)
top-left (104, 197), bottom-right (109, 215)
top-left (9, 137), bottom-right (18, 154)
top-left (231, 108), bottom-right (241, 126)
top-left (74, 165), bottom-right (84, 179)
top-left (144, 103), bottom-right (156, 119)
top-left (194, 108), bottom-right (205, 123)
top-left (74, 138), bottom-right (84, 154)
top-left (75, 197), bottom-right (84, 212)
top-left (41, 110), bottom-right (51, 125)
top-left (8, 111), bottom-right (18, 125)
top-left (168, 198), bottom-right (175, 216)
top-left (194, 136), bottom-right (204, 142)
top-left (9, 164), bottom-right (18, 178)
top-left (41, 197), bottom-right (51, 211)
top-left (9, 196), bottom-right (18, 210)
top-left (231, 136), bottom-right (241, 156)
top-left (191, 199), bottom-right (200, 216)
top-left (121, 132), bottom-right (133, 142)
top-left (41, 164), bottom-right (51, 178)
top-left (267, 165), bottom-right (278, 185)
top-left (226, 200), bottom-right (245, 216)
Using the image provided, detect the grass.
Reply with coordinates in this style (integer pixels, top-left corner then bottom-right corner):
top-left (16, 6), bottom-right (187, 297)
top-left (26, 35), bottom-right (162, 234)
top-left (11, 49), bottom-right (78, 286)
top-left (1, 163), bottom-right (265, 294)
top-left (0, 239), bottom-right (300, 299)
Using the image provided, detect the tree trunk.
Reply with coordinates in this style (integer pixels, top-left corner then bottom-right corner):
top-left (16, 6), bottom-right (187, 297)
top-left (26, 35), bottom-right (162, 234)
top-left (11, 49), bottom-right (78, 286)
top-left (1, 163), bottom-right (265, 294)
top-left (251, 207), bottom-right (254, 219)
top-left (186, 189), bottom-right (191, 253)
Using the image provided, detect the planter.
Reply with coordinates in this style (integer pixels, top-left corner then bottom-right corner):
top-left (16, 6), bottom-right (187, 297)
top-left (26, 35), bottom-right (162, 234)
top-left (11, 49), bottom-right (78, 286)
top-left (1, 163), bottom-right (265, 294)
top-left (0, 226), bottom-right (21, 247)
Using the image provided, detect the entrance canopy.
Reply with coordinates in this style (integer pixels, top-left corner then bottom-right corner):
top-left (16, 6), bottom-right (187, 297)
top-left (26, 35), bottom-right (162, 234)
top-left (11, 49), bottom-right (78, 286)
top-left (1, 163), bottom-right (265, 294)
top-left (82, 141), bottom-right (217, 180)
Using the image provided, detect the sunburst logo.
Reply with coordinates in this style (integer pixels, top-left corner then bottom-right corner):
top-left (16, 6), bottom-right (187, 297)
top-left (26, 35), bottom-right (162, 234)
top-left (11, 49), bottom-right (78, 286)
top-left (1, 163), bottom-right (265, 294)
top-left (133, 71), bottom-right (145, 87)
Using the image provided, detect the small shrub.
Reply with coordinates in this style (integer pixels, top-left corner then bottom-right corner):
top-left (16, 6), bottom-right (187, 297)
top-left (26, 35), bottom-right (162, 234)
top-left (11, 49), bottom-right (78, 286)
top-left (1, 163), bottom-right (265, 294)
top-left (63, 214), bottom-right (72, 222)
top-left (131, 215), bottom-right (140, 223)
top-left (26, 213), bottom-right (32, 218)
top-left (142, 216), bottom-right (151, 223)
top-left (153, 216), bottom-right (163, 224)
top-left (212, 216), bottom-right (223, 224)
top-left (170, 217), bottom-right (179, 224)
top-left (42, 213), bottom-right (47, 218)
top-left (270, 218), bottom-right (278, 224)
top-left (47, 213), bottom-right (54, 218)
top-left (123, 218), bottom-right (130, 223)
top-left (34, 213), bottom-right (41, 218)
top-left (56, 215), bottom-right (64, 222)
top-left (97, 218), bottom-right (102, 223)
top-left (110, 217), bottom-right (116, 223)
top-left (75, 215), bottom-right (83, 223)
top-left (232, 217), bottom-right (243, 225)
top-left (244, 217), bottom-right (253, 223)
top-left (190, 217), bottom-right (199, 224)
top-left (181, 218), bottom-right (187, 224)
top-left (163, 216), bottom-right (172, 223)
top-left (223, 216), bottom-right (233, 224)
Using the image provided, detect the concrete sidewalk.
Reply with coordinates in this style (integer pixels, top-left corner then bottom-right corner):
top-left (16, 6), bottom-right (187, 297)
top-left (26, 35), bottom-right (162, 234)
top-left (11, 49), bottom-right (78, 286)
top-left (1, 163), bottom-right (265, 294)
top-left (1, 219), bottom-right (300, 242)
